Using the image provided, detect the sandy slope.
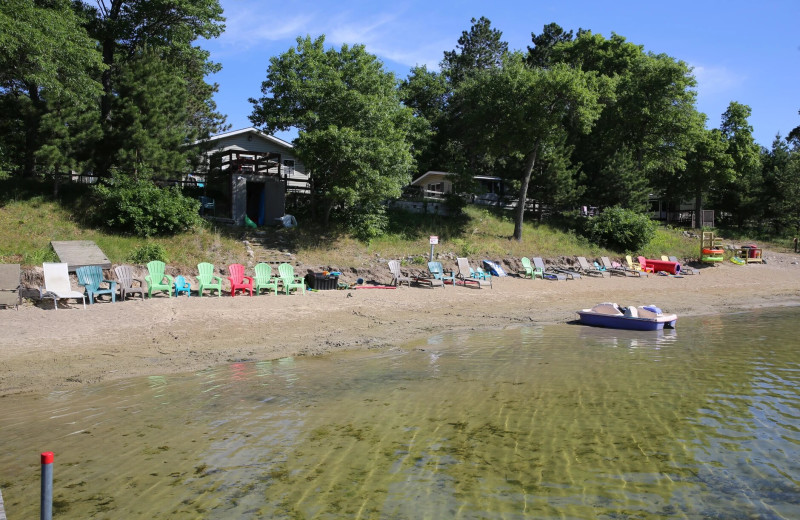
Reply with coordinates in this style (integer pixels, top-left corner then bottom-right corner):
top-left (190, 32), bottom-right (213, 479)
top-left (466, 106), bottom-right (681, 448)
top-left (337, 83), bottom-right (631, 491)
top-left (2, 252), bottom-right (799, 397)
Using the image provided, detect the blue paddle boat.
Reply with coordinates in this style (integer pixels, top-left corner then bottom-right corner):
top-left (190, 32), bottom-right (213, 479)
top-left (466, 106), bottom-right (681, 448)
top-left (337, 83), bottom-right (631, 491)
top-left (578, 302), bottom-right (677, 331)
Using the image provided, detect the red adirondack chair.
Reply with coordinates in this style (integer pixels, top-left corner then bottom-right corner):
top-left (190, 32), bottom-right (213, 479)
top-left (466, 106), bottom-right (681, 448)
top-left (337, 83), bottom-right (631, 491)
top-left (227, 263), bottom-right (254, 297)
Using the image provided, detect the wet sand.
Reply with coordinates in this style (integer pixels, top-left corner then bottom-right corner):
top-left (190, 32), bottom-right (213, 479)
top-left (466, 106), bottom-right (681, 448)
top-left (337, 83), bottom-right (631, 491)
top-left (2, 252), bottom-right (799, 397)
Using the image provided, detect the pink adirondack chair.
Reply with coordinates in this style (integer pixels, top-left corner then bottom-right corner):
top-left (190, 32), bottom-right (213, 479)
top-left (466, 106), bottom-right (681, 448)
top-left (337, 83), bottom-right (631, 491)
top-left (227, 263), bottom-right (253, 297)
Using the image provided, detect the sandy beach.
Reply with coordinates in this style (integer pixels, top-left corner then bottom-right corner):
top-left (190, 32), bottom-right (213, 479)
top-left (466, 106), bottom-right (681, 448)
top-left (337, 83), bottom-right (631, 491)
top-left (3, 252), bottom-right (800, 397)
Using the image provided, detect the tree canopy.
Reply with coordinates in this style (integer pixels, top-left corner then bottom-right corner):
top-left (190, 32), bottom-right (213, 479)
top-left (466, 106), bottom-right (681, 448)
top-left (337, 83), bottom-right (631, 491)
top-left (250, 35), bottom-right (415, 235)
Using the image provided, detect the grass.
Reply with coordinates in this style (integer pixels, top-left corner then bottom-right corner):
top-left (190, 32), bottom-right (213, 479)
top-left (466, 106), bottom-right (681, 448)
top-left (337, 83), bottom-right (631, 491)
top-left (0, 183), bottom-right (768, 271)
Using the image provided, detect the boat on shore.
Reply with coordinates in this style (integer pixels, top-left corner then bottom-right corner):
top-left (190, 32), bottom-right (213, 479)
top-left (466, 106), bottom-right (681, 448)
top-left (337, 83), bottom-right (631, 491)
top-left (577, 302), bottom-right (677, 331)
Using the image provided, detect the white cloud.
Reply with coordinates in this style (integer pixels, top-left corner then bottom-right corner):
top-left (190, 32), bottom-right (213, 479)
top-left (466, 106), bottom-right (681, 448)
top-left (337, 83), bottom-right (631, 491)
top-left (691, 63), bottom-right (745, 95)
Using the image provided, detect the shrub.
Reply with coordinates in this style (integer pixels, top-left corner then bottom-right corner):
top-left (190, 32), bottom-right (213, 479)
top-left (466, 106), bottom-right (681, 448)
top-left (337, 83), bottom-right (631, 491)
top-left (92, 174), bottom-right (201, 236)
top-left (128, 243), bottom-right (169, 264)
top-left (584, 206), bottom-right (655, 252)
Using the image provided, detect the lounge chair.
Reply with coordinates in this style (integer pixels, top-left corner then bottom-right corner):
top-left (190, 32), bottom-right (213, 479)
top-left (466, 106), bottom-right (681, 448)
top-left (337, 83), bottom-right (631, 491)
top-left (600, 256), bottom-right (630, 277)
top-left (387, 260), bottom-right (411, 287)
top-left (548, 262), bottom-right (582, 280)
top-left (76, 265), bottom-right (117, 304)
top-left (227, 263), bottom-right (254, 297)
top-left (278, 263), bottom-right (306, 295)
top-left (39, 262), bottom-right (86, 310)
top-left (145, 260), bottom-right (174, 298)
top-left (114, 265), bottom-right (146, 301)
top-left (197, 262), bottom-right (223, 296)
top-left (456, 257), bottom-right (492, 288)
top-left (428, 261), bottom-right (457, 285)
top-left (532, 257), bottom-right (567, 281)
top-left (174, 275), bottom-right (191, 297)
top-left (0, 263), bottom-right (22, 309)
top-left (669, 256), bottom-right (699, 275)
top-left (254, 263), bottom-right (279, 295)
top-left (576, 256), bottom-right (607, 277)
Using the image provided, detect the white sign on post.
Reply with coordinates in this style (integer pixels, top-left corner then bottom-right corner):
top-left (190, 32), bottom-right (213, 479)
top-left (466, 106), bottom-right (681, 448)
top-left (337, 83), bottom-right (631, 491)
top-left (429, 236), bottom-right (439, 245)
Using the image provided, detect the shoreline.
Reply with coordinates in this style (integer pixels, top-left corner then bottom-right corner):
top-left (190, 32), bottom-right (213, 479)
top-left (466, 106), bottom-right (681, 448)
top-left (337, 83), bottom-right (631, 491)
top-left (3, 252), bottom-right (800, 397)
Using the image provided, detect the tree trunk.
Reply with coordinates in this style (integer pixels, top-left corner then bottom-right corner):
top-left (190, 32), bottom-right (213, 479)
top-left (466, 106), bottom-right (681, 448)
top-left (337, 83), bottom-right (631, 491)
top-left (694, 189), bottom-right (702, 229)
top-left (22, 84), bottom-right (42, 178)
top-left (513, 145), bottom-right (539, 241)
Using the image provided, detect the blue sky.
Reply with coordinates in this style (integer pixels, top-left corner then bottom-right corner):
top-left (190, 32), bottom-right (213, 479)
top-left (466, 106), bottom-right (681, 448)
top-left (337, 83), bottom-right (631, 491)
top-left (202, 0), bottom-right (799, 148)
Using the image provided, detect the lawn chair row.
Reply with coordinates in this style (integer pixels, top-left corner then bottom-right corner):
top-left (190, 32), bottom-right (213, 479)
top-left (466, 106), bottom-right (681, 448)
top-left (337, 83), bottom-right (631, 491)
top-left (519, 255), bottom-right (677, 280)
top-left (38, 261), bottom-right (307, 310)
top-left (387, 258), bottom-right (492, 289)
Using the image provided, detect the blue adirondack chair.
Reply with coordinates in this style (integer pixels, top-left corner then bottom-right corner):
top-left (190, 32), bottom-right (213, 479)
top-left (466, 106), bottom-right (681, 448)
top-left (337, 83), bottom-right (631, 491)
top-left (76, 265), bottom-right (117, 304)
top-left (174, 275), bottom-right (191, 297)
top-left (427, 261), bottom-right (456, 285)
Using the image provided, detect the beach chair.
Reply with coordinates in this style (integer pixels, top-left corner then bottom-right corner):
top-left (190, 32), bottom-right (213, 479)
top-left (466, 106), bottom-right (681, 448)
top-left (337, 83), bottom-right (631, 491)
top-left (576, 256), bottom-right (607, 277)
top-left (174, 275), bottom-right (191, 297)
top-left (600, 256), bottom-right (630, 277)
top-left (624, 255), bottom-right (650, 276)
top-left (637, 256), bottom-right (656, 274)
top-left (519, 257), bottom-right (535, 279)
top-left (39, 262), bottom-right (86, 310)
top-left (76, 265), bottom-right (117, 304)
top-left (197, 262), bottom-right (223, 296)
top-left (0, 263), bottom-right (22, 309)
top-left (428, 261), bottom-right (457, 285)
top-left (278, 263), bottom-right (305, 295)
top-left (532, 257), bottom-right (567, 281)
top-left (227, 263), bottom-right (254, 297)
top-left (254, 263), bottom-right (279, 295)
top-left (456, 257), bottom-right (491, 288)
top-left (387, 260), bottom-right (411, 287)
top-left (145, 261), bottom-right (174, 298)
top-left (114, 265), bottom-right (146, 301)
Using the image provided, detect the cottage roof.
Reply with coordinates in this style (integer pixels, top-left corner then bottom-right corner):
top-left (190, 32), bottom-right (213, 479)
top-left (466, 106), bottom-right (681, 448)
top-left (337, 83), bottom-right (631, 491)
top-left (194, 127), bottom-right (294, 150)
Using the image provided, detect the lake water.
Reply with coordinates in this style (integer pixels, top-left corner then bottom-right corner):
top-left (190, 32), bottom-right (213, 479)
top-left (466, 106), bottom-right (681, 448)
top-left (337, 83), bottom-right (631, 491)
top-left (1, 308), bottom-right (799, 519)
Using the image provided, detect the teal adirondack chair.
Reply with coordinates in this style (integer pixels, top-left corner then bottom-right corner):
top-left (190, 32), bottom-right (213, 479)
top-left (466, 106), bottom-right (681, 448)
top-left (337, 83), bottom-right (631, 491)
top-left (197, 262), bottom-right (223, 297)
top-left (76, 265), bottom-right (117, 304)
top-left (145, 260), bottom-right (174, 298)
top-left (254, 263), bottom-right (279, 295)
top-left (427, 261), bottom-right (456, 285)
top-left (174, 275), bottom-right (191, 297)
top-left (277, 263), bottom-right (305, 295)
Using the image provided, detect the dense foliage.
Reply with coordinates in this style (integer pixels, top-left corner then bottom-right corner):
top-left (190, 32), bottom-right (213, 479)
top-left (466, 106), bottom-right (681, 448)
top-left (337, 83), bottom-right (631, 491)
top-left (92, 175), bottom-right (201, 236)
top-left (250, 35), bottom-right (415, 236)
top-left (583, 206), bottom-right (656, 252)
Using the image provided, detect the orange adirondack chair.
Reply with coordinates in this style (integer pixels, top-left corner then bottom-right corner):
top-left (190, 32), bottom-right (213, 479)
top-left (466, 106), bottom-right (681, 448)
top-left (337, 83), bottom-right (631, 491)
top-left (227, 263), bottom-right (253, 297)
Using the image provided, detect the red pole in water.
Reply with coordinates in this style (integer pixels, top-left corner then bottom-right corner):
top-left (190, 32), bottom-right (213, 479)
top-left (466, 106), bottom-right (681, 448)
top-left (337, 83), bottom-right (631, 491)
top-left (41, 452), bottom-right (53, 520)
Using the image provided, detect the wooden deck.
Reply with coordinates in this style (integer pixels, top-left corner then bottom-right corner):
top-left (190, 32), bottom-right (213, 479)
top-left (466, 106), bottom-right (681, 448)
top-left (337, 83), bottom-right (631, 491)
top-left (51, 241), bottom-right (111, 271)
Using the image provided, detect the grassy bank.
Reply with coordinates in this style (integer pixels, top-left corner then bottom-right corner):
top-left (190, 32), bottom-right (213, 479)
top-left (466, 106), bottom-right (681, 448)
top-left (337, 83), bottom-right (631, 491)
top-left (1, 191), bottom-right (707, 271)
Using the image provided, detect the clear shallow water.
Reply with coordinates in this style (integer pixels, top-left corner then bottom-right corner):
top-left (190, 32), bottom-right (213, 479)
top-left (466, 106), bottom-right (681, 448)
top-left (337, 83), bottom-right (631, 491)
top-left (1, 309), bottom-right (799, 519)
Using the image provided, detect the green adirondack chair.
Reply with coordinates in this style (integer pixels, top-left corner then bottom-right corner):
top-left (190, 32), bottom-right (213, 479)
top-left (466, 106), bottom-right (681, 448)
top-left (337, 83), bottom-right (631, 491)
top-left (145, 260), bottom-right (174, 298)
top-left (76, 265), bottom-right (117, 304)
top-left (254, 263), bottom-right (279, 295)
top-left (277, 263), bottom-right (305, 295)
top-left (196, 262), bottom-right (223, 297)
top-left (520, 257), bottom-right (535, 279)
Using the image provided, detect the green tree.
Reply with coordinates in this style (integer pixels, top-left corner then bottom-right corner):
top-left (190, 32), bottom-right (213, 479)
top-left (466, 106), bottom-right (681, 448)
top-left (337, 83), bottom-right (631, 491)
top-left (546, 31), bottom-right (702, 210)
top-left (527, 22), bottom-right (574, 68)
top-left (75, 0), bottom-right (225, 175)
top-left (249, 35), bottom-right (416, 232)
top-left (453, 53), bottom-right (605, 240)
top-left (680, 127), bottom-right (735, 227)
top-left (441, 16), bottom-right (508, 86)
top-left (0, 0), bottom-right (104, 178)
top-left (714, 101), bottom-right (763, 227)
top-left (108, 49), bottom-right (192, 179)
top-left (761, 135), bottom-right (800, 234)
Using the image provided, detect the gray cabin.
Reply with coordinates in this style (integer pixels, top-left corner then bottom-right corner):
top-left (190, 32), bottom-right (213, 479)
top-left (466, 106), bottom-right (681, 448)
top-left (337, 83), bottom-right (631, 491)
top-left (194, 127), bottom-right (309, 226)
